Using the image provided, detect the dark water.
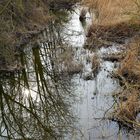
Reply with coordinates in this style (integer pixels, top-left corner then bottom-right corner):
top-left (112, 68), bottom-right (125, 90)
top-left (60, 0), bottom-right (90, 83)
top-left (0, 5), bottom-right (140, 140)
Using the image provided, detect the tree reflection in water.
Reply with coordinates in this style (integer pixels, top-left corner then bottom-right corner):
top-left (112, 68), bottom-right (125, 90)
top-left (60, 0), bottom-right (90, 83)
top-left (0, 23), bottom-right (76, 140)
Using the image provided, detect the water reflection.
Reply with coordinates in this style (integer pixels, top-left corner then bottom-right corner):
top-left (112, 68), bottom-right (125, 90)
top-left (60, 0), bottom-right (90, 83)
top-left (1, 5), bottom-right (140, 140)
top-left (62, 6), bottom-right (140, 140)
top-left (0, 22), bottom-right (76, 140)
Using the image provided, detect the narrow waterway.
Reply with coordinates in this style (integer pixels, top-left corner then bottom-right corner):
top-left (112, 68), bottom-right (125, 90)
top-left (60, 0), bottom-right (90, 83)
top-left (63, 6), bottom-right (140, 140)
top-left (0, 5), bottom-right (140, 140)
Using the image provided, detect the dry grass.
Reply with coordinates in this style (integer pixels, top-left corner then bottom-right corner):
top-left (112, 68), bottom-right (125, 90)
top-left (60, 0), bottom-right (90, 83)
top-left (83, 0), bottom-right (140, 131)
top-left (27, 7), bottom-right (50, 29)
top-left (85, 22), bottom-right (140, 50)
top-left (92, 54), bottom-right (100, 75)
top-left (113, 88), bottom-right (140, 128)
top-left (83, 0), bottom-right (139, 24)
top-left (0, 0), bottom-right (78, 72)
top-left (84, 0), bottom-right (140, 48)
top-left (117, 38), bottom-right (140, 84)
top-left (111, 37), bottom-right (140, 129)
top-left (102, 52), bottom-right (125, 62)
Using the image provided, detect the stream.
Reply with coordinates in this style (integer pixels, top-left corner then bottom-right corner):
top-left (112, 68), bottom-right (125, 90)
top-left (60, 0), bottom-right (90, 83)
top-left (0, 5), bottom-right (140, 140)
top-left (63, 6), bottom-right (140, 140)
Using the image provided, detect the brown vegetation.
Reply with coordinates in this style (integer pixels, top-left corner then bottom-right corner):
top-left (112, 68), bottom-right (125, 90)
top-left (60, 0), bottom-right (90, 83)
top-left (102, 52), bottom-right (125, 62)
top-left (112, 37), bottom-right (140, 129)
top-left (86, 22), bottom-right (140, 45)
top-left (0, 0), bottom-right (78, 47)
top-left (83, 0), bottom-right (140, 130)
top-left (83, 0), bottom-right (139, 24)
top-left (0, 0), bottom-right (79, 71)
top-left (84, 0), bottom-right (140, 49)
top-left (92, 54), bottom-right (100, 75)
top-left (113, 88), bottom-right (140, 128)
top-left (117, 38), bottom-right (140, 84)
top-left (48, 0), bottom-right (79, 10)
top-left (0, 1), bottom-right (50, 71)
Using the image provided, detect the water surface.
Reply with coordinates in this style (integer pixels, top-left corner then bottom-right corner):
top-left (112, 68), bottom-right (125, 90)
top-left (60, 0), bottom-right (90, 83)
top-left (0, 5), bottom-right (140, 140)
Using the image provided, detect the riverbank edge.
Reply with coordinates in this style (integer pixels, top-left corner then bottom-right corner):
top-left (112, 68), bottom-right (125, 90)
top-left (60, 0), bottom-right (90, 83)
top-left (83, 1), bottom-right (140, 132)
